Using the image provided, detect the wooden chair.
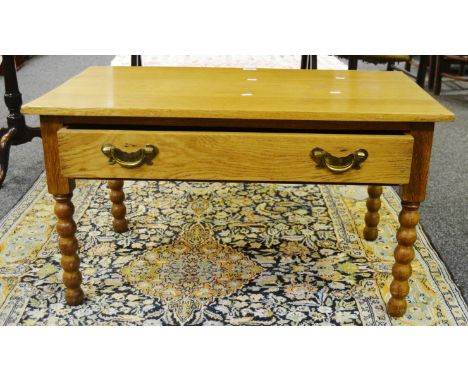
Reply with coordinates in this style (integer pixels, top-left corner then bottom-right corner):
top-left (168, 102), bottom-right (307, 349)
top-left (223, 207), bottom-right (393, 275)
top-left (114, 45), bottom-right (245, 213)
top-left (340, 55), bottom-right (429, 88)
top-left (131, 55), bottom-right (142, 66)
top-left (300, 55), bottom-right (317, 69)
top-left (132, 55), bottom-right (318, 70)
top-left (432, 55), bottom-right (468, 95)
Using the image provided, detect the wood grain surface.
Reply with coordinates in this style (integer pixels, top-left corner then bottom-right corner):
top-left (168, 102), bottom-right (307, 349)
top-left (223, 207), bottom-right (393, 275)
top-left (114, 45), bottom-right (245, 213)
top-left (57, 129), bottom-right (414, 184)
top-left (22, 67), bottom-right (454, 122)
top-left (40, 116), bottom-right (74, 194)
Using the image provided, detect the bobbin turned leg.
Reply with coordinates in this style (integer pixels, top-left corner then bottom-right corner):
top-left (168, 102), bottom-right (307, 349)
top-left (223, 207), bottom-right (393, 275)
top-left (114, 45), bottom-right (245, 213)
top-left (385, 127), bottom-right (434, 317)
top-left (387, 201), bottom-right (419, 317)
top-left (363, 185), bottom-right (383, 241)
top-left (54, 193), bottom-right (84, 306)
top-left (108, 179), bottom-right (128, 233)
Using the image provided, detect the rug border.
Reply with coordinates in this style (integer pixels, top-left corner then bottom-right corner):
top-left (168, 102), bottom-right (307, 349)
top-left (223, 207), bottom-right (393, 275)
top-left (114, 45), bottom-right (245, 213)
top-left (0, 172), bottom-right (47, 237)
top-left (386, 186), bottom-right (468, 316)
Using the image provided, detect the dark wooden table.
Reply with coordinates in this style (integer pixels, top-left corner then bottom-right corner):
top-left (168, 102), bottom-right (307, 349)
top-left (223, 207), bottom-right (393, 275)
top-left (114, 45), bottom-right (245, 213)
top-left (0, 55), bottom-right (41, 187)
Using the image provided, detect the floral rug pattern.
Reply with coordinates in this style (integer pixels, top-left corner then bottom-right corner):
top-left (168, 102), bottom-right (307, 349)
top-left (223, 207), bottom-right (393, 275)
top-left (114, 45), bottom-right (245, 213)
top-left (0, 174), bottom-right (466, 325)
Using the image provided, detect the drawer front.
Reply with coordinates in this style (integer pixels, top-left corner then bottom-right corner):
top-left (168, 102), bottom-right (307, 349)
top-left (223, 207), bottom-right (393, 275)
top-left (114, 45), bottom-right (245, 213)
top-left (57, 129), bottom-right (414, 184)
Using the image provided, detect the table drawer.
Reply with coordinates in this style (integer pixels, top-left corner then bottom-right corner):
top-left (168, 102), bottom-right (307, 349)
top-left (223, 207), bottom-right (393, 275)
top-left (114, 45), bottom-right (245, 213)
top-left (57, 128), bottom-right (414, 184)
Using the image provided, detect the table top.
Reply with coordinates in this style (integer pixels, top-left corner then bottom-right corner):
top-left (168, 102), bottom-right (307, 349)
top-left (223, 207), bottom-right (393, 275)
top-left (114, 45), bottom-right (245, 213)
top-left (22, 66), bottom-right (454, 122)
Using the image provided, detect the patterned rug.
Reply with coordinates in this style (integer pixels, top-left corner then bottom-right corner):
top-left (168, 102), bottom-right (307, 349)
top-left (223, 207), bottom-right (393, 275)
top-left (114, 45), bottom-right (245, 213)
top-left (110, 54), bottom-right (347, 70)
top-left (0, 174), bottom-right (466, 325)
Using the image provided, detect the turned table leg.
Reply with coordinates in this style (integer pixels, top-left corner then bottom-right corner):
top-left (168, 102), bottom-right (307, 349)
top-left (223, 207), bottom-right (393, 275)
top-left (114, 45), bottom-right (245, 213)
top-left (363, 185), bottom-right (383, 241)
top-left (54, 193), bottom-right (84, 305)
top-left (108, 179), bottom-right (128, 233)
top-left (387, 201), bottom-right (419, 317)
top-left (386, 126), bottom-right (433, 317)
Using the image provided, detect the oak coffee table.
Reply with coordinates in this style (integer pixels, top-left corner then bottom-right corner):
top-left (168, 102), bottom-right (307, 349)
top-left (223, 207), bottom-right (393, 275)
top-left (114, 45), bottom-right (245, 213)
top-left (22, 66), bottom-right (454, 317)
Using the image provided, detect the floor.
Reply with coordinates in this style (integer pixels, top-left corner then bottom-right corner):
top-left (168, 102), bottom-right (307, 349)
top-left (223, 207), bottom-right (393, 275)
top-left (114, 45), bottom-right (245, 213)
top-left (0, 55), bottom-right (467, 302)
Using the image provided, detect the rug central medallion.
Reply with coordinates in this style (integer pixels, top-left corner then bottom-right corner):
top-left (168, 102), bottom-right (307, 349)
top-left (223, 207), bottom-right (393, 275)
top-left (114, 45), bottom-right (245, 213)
top-left (121, 221), bottom-right (264, 324)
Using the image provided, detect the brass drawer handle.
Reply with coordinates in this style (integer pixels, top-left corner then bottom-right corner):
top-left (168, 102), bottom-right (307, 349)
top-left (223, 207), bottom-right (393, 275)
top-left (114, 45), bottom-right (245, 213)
top-left (101, 144), bottom-right (157, 168)
top-left (311, 147), bottom-right (368, 173)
